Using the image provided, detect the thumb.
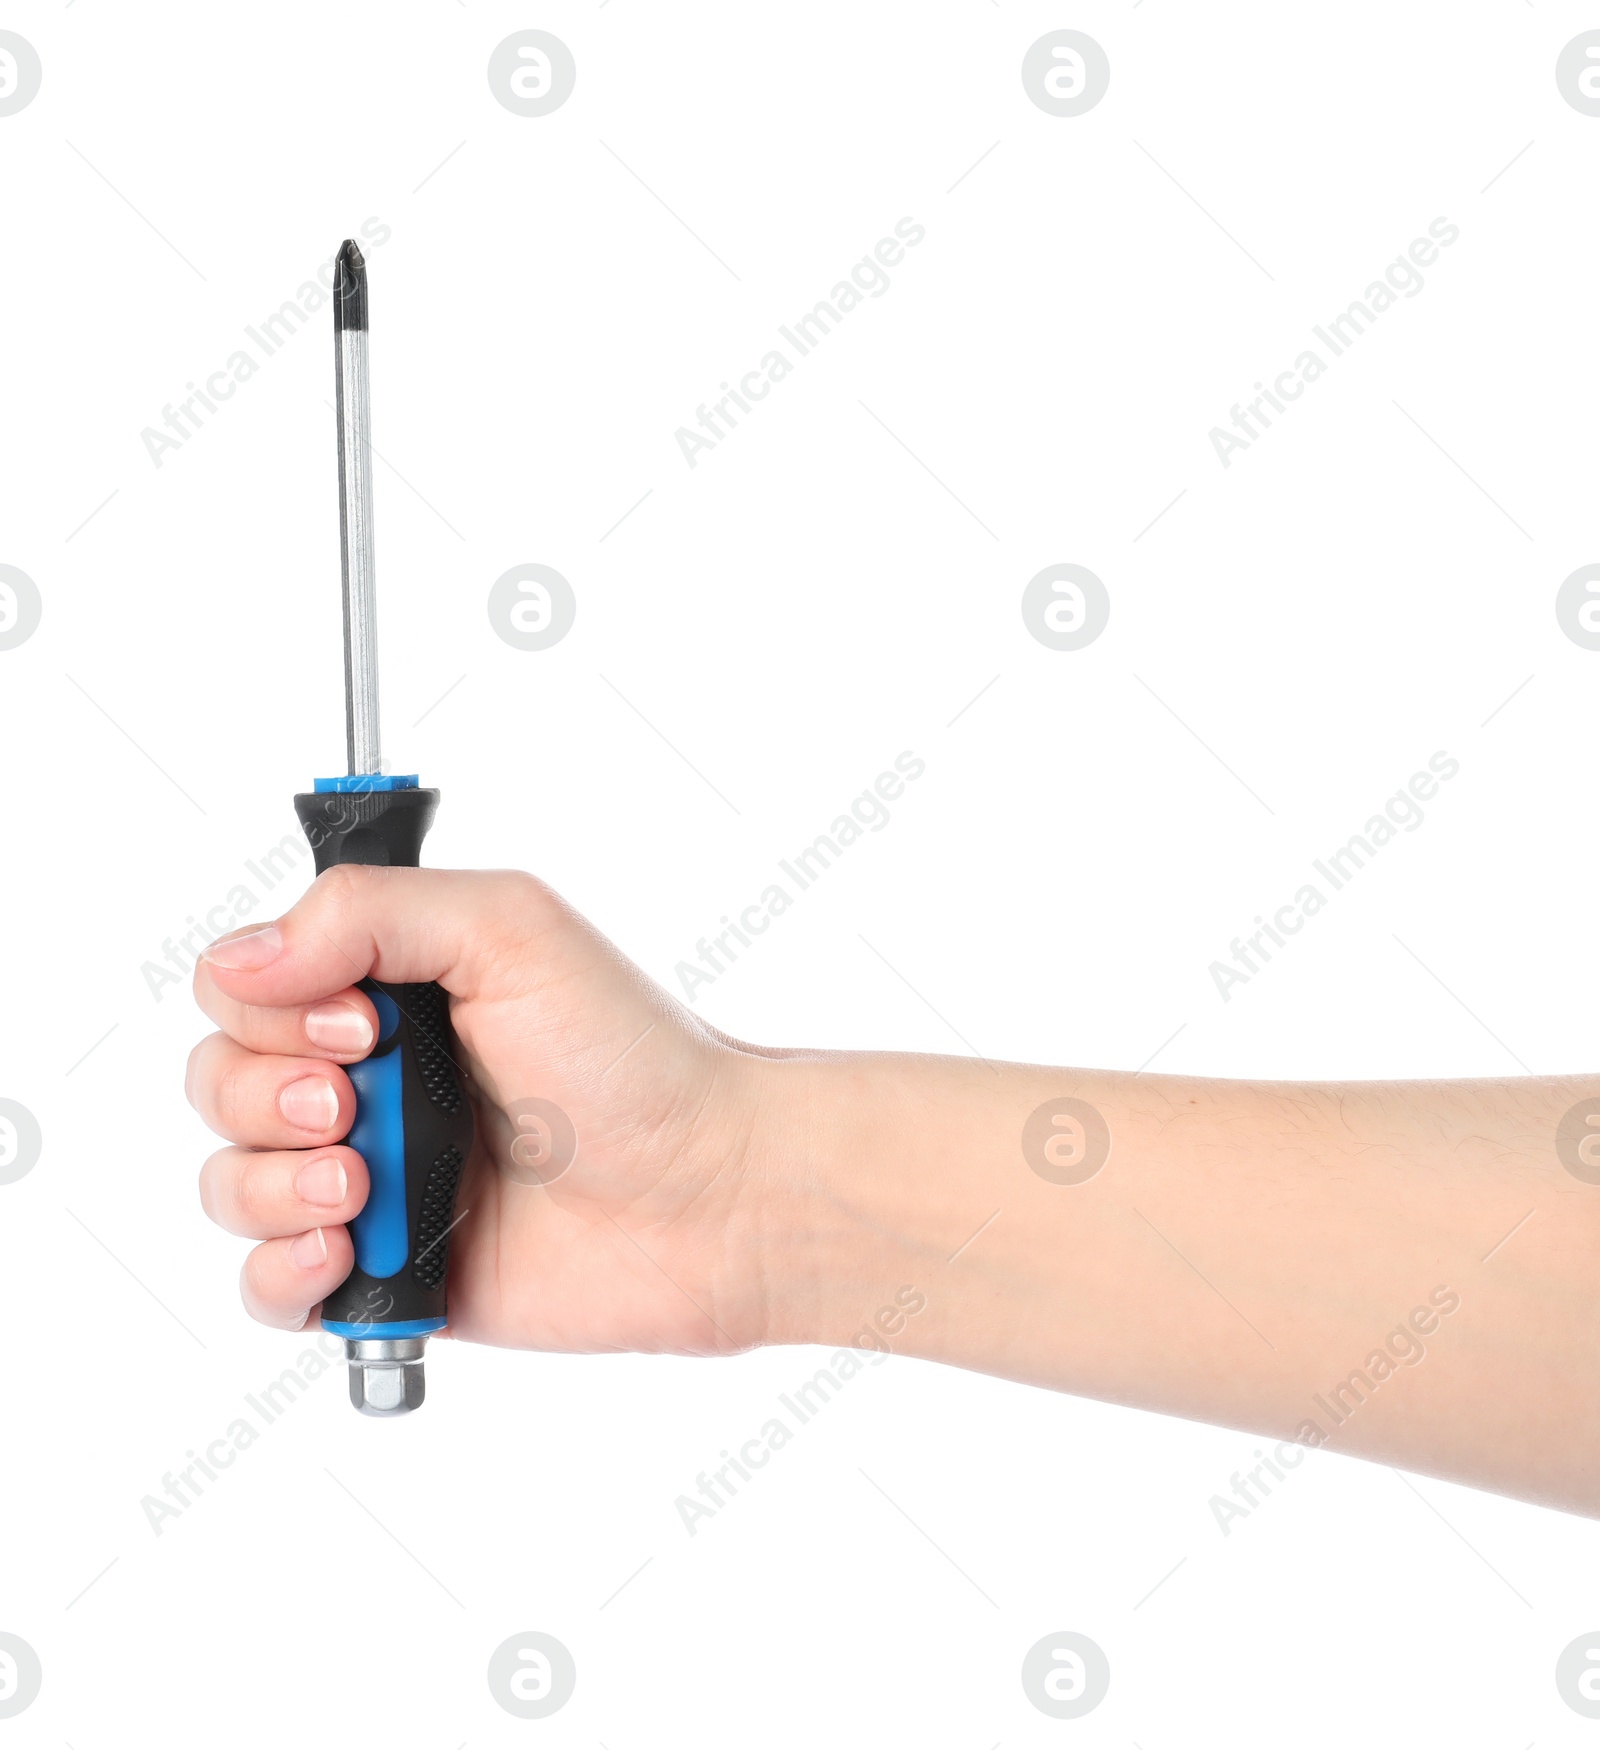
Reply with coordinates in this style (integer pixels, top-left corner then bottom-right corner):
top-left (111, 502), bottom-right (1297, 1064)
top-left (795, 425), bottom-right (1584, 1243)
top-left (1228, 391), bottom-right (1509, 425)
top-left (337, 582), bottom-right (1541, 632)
top-left (196, 866), bottom-right (554, 1008)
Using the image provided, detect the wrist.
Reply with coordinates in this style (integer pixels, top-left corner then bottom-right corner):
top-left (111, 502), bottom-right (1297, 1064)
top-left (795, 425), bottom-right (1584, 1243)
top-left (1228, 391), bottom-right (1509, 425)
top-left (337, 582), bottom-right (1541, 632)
top-left (736, 1049), bottom-right (1006, 1357)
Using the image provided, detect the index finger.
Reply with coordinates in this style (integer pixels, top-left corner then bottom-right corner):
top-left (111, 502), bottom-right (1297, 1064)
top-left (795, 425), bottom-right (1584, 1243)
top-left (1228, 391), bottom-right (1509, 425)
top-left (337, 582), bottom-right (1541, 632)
top-left (192, 955), bottom-right (380, 1062)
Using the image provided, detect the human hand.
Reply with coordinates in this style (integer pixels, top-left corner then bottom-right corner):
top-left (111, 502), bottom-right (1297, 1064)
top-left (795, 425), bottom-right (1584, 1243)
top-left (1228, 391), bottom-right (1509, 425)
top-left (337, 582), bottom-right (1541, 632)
top-left (187, 867), bottom-right (773, 1356)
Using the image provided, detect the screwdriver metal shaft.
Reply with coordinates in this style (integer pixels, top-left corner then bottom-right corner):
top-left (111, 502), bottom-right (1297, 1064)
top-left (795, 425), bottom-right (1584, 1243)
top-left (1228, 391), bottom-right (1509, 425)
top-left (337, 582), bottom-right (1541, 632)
top-left (334, 241), bottom-right (380, 777)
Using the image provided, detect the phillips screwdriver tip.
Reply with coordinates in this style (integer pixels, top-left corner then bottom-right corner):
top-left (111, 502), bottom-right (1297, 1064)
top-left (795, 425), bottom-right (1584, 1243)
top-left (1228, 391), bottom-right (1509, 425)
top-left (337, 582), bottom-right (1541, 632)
top-left (334, 239), bottom-right (368, 333)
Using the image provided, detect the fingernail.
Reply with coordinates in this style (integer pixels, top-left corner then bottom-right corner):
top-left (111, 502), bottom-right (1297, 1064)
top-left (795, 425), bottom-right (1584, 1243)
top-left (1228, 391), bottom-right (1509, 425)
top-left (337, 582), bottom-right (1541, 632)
top-left (305, 1003), bottom-right (374, 1054)
top-left (201, 924), bottom-right (284, 971)
top-left (295, 1156), bottom-right (348, 1208)
top-left (289, 1228), bottom-right (328, 1271)
top-left (279, 1076), bottom-right (339, 1132)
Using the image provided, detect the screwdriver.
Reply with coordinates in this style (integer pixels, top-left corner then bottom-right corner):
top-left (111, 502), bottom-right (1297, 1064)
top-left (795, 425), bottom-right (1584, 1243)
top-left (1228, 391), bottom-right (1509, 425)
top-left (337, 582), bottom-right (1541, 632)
top-left (291, 240), bottom-right (475, 1416)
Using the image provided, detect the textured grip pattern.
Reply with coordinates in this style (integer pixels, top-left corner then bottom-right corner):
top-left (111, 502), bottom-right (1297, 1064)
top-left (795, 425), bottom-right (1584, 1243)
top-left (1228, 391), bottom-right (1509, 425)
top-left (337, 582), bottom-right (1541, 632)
top-left (400, 982), bottom-right (465, 1115)
top-left (413, 1145), bottom-right (466, 1290)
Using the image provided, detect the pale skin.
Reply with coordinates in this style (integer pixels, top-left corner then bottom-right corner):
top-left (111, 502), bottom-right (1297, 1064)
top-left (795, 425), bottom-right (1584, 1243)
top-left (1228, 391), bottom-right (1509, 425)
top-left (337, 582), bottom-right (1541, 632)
top-left (187, 867), bottom-right (1600, 1517)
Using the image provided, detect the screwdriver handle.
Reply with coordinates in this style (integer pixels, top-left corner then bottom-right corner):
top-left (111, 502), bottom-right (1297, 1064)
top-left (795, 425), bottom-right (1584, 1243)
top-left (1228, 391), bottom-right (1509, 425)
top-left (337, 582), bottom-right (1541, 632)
top-left (293, 783), bottom-right (474, 1339)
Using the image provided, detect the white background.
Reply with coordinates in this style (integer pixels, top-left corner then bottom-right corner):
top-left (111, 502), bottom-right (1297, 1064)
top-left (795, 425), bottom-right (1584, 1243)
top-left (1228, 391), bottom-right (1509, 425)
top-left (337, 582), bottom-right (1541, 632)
top-left (2, 1), bottom-right (1598, 1742)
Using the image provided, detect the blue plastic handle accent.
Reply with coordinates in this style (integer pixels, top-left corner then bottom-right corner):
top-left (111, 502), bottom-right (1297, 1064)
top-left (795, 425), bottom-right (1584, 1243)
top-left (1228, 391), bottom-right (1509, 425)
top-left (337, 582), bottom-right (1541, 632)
top-left (369, 987), bottom-right (401, 1041)
top-left (313, 773), bottom-right (420, 793)
top-left (323, 1317), bottom-right (446, 1339)
top-left (346, 1047), bottom-right (408, 1279)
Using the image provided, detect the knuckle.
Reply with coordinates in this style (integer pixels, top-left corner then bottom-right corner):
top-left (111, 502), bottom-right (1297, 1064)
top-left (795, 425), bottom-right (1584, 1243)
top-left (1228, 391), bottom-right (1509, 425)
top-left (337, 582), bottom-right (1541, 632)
top-left (211, 1064), bottom-right (248, 1139)
top-left (232, 1161), bottom-right (272, 1230)
top-left (314, 862), bottom-right (370, 913)
top-left (239, 1248), bottom-right (308, 1329)
top-left (500, 868), bottom-right (554, 915)
top-left (196, 1151), bottom-right (225, 1224)
top-left (238, 1246), bottom-right (270, 1305)
top-left (491, 869), bottom-right (564, 964)
top-left (184, 1036), bottom-right (215, 1110)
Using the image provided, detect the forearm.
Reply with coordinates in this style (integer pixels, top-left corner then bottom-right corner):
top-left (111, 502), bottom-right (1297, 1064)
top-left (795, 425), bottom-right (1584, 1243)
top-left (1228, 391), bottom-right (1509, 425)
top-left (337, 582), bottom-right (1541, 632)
top-left (750, 1053), bottom-right (1600, 1515)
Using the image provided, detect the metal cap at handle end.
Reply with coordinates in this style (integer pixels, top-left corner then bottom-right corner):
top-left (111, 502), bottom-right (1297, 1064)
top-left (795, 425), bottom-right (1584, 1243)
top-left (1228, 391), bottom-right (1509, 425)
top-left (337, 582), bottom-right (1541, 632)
top-left (345, 1336), bottom-right (427, 1416)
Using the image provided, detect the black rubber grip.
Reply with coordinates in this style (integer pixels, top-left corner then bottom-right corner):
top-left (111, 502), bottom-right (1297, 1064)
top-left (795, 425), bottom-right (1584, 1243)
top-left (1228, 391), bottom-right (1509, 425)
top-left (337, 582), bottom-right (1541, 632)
top-left (293, 788), bottom-right (474, 1332)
